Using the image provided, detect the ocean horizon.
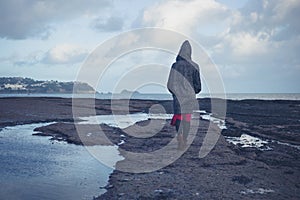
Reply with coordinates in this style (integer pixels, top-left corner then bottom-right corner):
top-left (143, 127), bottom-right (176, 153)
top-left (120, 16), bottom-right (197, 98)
top-left (0, 93), bottom-right (300, 100)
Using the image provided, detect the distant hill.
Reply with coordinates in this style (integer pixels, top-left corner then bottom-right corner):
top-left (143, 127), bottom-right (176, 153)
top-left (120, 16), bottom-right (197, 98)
top-left (120, 89), bottom-right (141, 95)
top-left (0, 77), bottom-right (95, 94)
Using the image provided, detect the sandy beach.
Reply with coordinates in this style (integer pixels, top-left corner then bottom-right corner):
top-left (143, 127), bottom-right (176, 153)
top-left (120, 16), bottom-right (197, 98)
top-left (0, 97), bottom-right (299, 199)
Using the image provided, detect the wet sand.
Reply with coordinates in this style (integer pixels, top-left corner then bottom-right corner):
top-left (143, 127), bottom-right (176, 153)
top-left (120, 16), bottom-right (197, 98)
top-left (0, 97), bottom-right (299, 199)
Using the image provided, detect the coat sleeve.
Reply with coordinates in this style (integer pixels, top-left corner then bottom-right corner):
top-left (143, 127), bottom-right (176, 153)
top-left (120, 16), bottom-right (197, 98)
top-left (193, 65), bottom-right (201, 94)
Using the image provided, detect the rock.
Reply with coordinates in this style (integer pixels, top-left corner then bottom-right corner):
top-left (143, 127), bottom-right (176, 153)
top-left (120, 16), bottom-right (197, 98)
top-left (0, 97), bottom-right (299, 199)
top-left (232, 175), bottom-right (253, 185)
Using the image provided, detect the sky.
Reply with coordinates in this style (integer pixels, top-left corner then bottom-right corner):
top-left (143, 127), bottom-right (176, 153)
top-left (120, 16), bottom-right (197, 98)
top-left (0, 0), bottom-right (299, 93)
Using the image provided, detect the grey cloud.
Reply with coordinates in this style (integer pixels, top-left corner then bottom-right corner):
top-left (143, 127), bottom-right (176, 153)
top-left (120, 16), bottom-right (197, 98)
top-left (13, 45), bottom-right (88, 66)
top-left (231, 0), bottom-right (300, 40)
top-left (13, 51), bottom-right (44, 66)
top-left (42, 51), bottom-right (88, 65)
top-left (211, 0), bottom-right (300, 64)
top-left (199, 0), bottom-right (300, 92)
top-left (0, 0), bottom-right (112, 39)
top-left (93, 16), bottom-right (124, 32)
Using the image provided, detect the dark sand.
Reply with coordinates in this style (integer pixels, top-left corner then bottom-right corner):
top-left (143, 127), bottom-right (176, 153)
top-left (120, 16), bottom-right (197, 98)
top-left (0, 97), bottom-right (299, 199)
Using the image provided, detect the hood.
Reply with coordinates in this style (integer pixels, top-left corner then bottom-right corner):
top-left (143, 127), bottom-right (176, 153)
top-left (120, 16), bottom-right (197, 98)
top-left (176, 40), bottom-right (192, 61)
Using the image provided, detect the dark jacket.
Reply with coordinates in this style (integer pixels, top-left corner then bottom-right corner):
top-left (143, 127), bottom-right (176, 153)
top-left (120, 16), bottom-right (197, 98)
top-left (167, 40), bottom-right (201, 114)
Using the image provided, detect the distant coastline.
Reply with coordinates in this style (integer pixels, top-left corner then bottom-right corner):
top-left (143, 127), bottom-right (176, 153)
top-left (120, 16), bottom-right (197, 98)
top-left (1, 77), bottom-right (299, 100)
top-left (0, 77), bottom-right (95, 94)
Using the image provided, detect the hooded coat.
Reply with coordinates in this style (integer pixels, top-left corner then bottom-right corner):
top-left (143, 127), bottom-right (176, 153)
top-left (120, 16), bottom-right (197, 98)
top-left (167, 40), bottom-right (201, 114)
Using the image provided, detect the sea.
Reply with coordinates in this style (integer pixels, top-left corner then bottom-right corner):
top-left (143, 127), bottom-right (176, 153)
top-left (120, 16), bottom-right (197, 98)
top-left (0, 123), bottom-right (122, 200)
top-left (0, 93), bottom-right (300, 100)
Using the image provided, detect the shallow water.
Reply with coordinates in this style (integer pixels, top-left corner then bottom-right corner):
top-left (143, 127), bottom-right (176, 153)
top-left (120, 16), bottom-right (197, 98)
top-left (0, 123), bottom-right (120, 200)
top-left (79, 113), bottom-right (173, 128)
top-left (78, 111), bottom-right (226, 130)
top-left (225, 134), bottom-right (272, 150)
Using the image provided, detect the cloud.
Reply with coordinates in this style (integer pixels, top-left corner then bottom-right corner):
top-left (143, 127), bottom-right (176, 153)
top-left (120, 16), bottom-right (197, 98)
top-left (228, 0), bottom-right (300, 41)
top-left (212, 0), bottom-right (300, 66)
top-left (137, 0), bottom-right (300, 66)
top-left (134, 0), bottom-right (300, 92)
top-left (13, 51), bottom-right (44, 66)
top-left (140, 0), bottom-right (230, 34)
top-left (93, 15), bottom-right (124, 32)
top-left (43, 44), bottom-right (88, 64)
top-left (12, 44), bottom-right (87, 66)
top-left (242, 0), bottom-right (300, 39)
top-left (209, 0), bottom-right (300, 92)
top-left (0, 0), bottom-right (111, 39)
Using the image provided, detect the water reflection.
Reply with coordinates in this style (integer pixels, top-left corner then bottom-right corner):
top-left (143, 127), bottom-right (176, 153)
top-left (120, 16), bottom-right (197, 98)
top-left (0, 123), bottom-right (118, 200)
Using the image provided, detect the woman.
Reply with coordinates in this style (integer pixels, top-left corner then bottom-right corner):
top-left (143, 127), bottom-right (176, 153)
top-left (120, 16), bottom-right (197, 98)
top-left (167, 40), bottom-right (201, 150)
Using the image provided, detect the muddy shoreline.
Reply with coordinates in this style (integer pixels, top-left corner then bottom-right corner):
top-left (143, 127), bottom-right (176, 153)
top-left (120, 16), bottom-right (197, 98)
top-left (0, 97), bottom-right (300, 199)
